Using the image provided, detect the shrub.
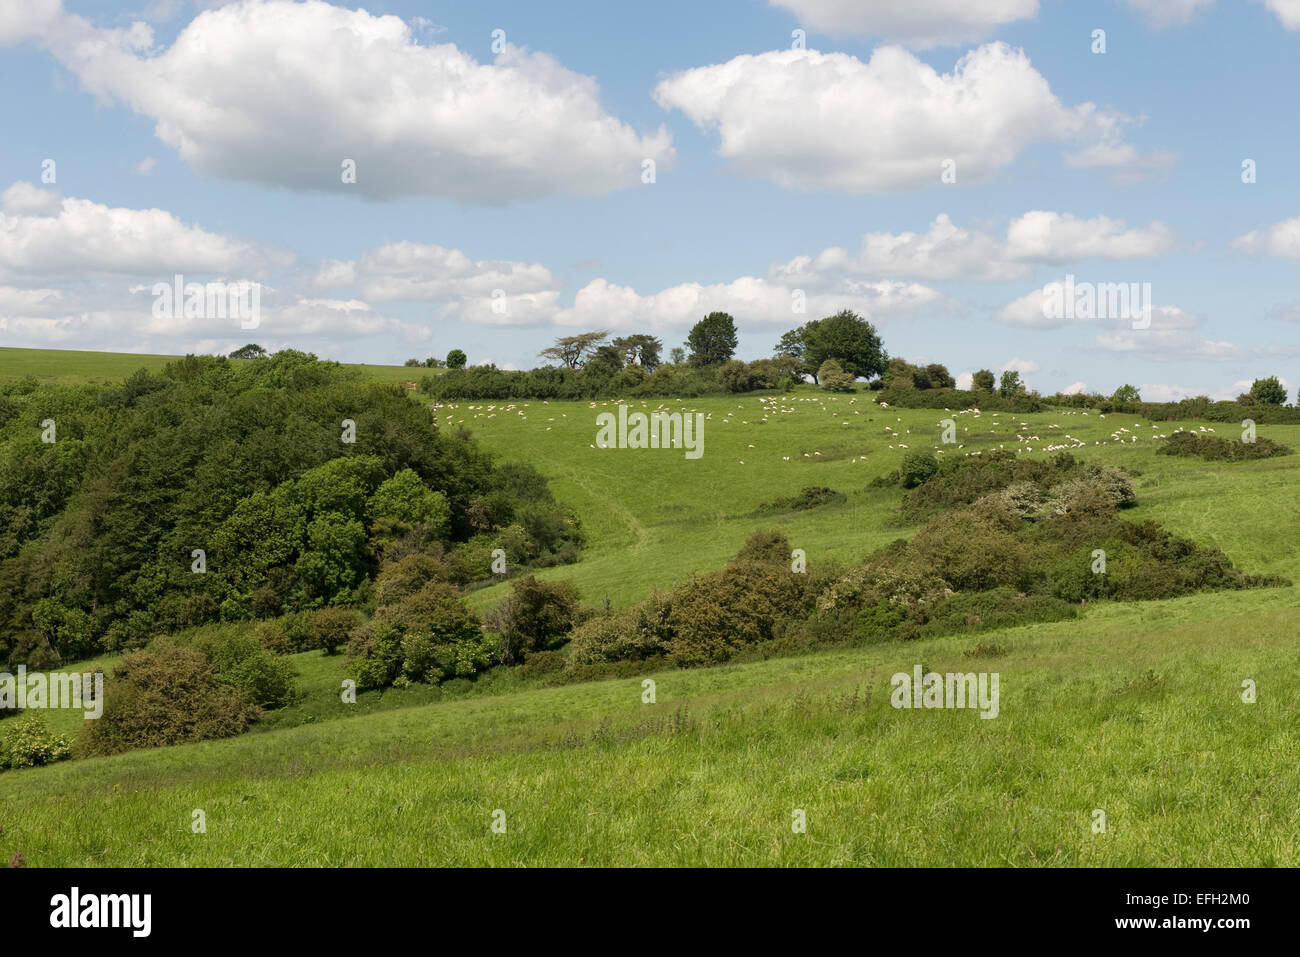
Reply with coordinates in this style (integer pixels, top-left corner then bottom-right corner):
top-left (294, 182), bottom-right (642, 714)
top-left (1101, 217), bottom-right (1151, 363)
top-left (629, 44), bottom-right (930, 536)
top-left (667, 561), bottom-right (816, 667)
top-left (566, 593), bottom-right (674, 667)
top-left (1157, 431), bottom-right (1291, 461)
top-left (303, 606), bottom-right (363, 655)
top-left (754, 486), bottom-right (846, 514)
top-left (0, 715), bottom-right (72, 770)
top-left (818, 359), bottom-right (856, 392)
top-left (899, 450), bottom-right (939, 489)
top-left (734, 529), bottom-right (792, 565)
top-left (176, 624), bottom-right (298, 709)
top-left (347, 582), bottom-right (491, 687)
top-left (81, 644), bottom-right (261, 756)
top-left (485, 575), bottom-right (582, 664)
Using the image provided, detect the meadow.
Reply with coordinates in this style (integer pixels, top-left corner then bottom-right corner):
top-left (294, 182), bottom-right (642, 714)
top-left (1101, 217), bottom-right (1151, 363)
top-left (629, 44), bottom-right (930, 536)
top-left (1, 366), bottom-right (1297, 866)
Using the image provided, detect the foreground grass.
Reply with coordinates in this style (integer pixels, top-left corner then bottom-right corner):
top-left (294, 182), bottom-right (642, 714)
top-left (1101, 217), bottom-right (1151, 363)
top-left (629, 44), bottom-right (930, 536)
top-left (2, 593), bottom-right (1297, 866)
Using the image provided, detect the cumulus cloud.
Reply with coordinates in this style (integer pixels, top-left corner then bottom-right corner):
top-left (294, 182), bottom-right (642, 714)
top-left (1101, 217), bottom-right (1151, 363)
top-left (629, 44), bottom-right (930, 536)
top-left (0, 0), bottom-right (61, 45)
top-left (452, 276), bottom-right (951, 332)
top-left (1003, 211), bottom-right (1176, 262)
top-left (767, 0), bottom-right (1039, 47)
top-left (37, 0), bottom-right (672, 203)
top-left (776, 212), bottom-right (1176, 288)
top-left (1061, 381), bottom-right (1088, 394)
top-left (326, 242), bottom-right (556, 303)
top-left (1232, 215), bottom-right (1300, 259)
top-left (654, 43), bottom-right (1152, 193)
top-left (0, 181), bottom-right (272, 279)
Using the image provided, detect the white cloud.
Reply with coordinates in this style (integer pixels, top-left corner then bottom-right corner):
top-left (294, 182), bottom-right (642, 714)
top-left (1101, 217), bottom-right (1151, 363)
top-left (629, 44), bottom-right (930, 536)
top-left (775, 211), bottom-right (1176, 286)
top-left (0, 181), bottom-right (271, 278)
top-left (1232, 215), bottom-right (1300, 259)
top-left (0, 0), bottom-right (61, 45)
top-left (1000, 357), bottom-right (1039, 375)
top-left (1003, 211), bottom-right (1175, 262)
top-left (1263, 0), bottom-right (1300, 28)
top-left (0, 285), bottom-right (63, 313)
top-left (773, 214), bottom-right (1025, 283)
top-left (523, 275), bottom-right (945, 333)
top-left (343, 242), bottom-right (555, 303)
top-left (955, 371), bottom-right (974, 390)
top-left (41, 0), bottom-right (673, 203)
top-left (133, 157), bottom-right (157, 175)
top-left (1061, 380), bottom-right (1087, 394)
top-left (999, 285), bottom-right (1191, 330)
top-left (0, 292), bottom-right (430, 355)
top-left (1, 182), bottom-right (63, 216)
top-left (1064, 142), bottom-right (1179, 185)
top-left (767, 0), bottom-right (1038, 47)
top-left (653, 43), bottom-right (1139, 193)
top-left (313, 259), bottom-right (357, 287)
top-left (1120, 0), bottom-right (1214, 27)
top-left (1267, 302), bottom-right (1300, 322)
top-left (1096, 323), bottom-right (1239, 362)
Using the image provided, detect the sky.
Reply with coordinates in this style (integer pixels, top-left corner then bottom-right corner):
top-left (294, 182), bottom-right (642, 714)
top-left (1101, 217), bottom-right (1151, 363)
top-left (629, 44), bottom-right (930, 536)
top-left (0, 0), bottom-right (1297, 400)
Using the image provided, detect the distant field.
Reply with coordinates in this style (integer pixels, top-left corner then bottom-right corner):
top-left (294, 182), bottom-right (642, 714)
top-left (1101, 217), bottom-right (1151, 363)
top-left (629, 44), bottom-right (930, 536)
top-left (449, 394), bottom-right (1300, 610)
top-left (0, 346), bottom-right (435, 387)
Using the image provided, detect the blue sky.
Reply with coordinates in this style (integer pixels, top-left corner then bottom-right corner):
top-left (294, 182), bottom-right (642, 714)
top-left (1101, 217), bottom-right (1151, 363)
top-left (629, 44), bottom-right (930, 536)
top-left (1, 0), bottom-right (1297, 400)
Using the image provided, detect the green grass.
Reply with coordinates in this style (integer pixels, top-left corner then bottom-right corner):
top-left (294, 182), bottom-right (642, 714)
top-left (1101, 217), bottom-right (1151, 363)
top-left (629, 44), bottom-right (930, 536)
top-left (2, 595), bottom-right (1296, 865)
top-left (446, 393), bottom-right (1300, 609)
top-left (0, 346), bottom-right (436, 387)
top-left (3, 374), bottom-right (1298, 866)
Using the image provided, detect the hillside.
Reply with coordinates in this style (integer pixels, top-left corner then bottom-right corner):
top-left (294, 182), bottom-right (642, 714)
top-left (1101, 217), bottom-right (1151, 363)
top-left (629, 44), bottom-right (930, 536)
top-left (1, 367), bottom-right (1297, 866)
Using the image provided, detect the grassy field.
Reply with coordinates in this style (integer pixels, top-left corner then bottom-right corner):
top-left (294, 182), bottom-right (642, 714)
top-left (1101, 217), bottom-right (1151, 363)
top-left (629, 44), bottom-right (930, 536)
top-left (446, 395), bottom-right (1300, 609)
top-left (0, 346), bottom-right (434, 387)
top-left (2, 365), bottom-right (1298, 866)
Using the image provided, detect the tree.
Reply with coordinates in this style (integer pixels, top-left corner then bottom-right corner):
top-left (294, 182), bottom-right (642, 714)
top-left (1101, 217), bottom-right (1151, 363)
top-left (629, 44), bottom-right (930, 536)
top-left (818, 359), bottom-right (856, 392)
top-left (686, 312), bottom-right (738, 367)
top-left (445, 349), bottom-right (467, 369)
top-left (924, 364), bottom-right (955, 389)
top-left (584, 344), bottom-right (625, 375)
top-left (485, 575), bottom-right (581, 664)
top-left (423, 357), bottom-right (445, 368)
top-left (1111, 384), bottom-right (1141, 404)
top-left (613, 334), bottom-right (663, 370)
top-left (782, 311), bottom-right (887, 383)
top-left (1250, 376), bottom-right (1287, 405)
top-left (229, 344), bottom-right (267, 360)
top-left (999, 370), bottom-right (1023, 398)
top-left (670, 347), bottom-right (686, 365)
top-left (404, 358), bottom-right (421, 367)
top-left (972, 369), bottom-right (996, 392)
top-left (540, 330), bottom-right (609, 370)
